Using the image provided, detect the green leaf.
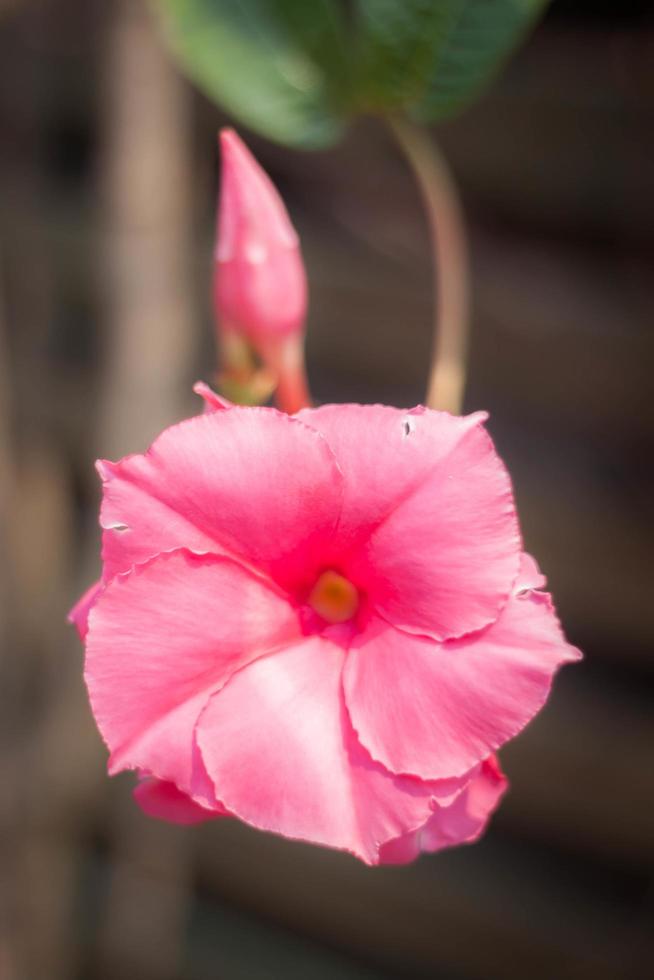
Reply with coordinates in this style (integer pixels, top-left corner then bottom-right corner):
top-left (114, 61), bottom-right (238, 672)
top-left (410, 0), bottom-right (549, 121)
top-left (154, 0), bottom-right (549, 146)
top-left (351, 0), bottom-right (466, 111)
top-left (155, 0), bottom-right (349, 147)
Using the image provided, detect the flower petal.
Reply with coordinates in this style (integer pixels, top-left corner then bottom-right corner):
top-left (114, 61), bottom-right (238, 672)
top-left (295, 405), bottom-right (479, 543)
top-left (192, 381), bottom-right (233, 412)
top-left (196, 636), bottom-right (443, 865)
top-left (298, 404), bottom-right (520, 640)
top-left (376, 829), bottom-right (423, 865)
top-left (515, 552), bottom-right (546, 593)
top-left (344, 593), bottom-right (581, 780)
top-left (377, 756), bottom-right (507, 864)
top-left (99, 407), bottom-right (343, 590)
top-left (67, 579), bottom-right (102, 639)
top-left (133, 776), bottom-right (222, 825)
top-left (421, 755), bottom-right (508, 852)
top-left (85, 549), bottom-right (301, 797)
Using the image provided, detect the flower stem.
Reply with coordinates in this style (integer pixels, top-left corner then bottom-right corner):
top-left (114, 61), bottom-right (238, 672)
top-left (388, 115), bottom-right (470, 415)
top-left (260, 335), bottom-right (312, 415)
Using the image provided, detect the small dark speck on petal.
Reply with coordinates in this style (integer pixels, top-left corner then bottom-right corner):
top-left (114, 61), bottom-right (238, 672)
top-left (402, 417), bottom-right (416, 438)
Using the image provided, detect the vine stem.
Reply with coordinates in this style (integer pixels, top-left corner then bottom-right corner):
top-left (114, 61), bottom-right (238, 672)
top-left (388, 115), bottom-right (470, 415)
top-left (264, 335), bottom-right (312, 415)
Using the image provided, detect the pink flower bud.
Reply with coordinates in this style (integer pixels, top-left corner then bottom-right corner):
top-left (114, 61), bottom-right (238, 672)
top-left (214, 129), bottom-right (307, 343)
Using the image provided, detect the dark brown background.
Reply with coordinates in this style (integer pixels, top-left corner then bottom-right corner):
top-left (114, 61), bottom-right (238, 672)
top-left (1, 1), bottom-right (653, 978)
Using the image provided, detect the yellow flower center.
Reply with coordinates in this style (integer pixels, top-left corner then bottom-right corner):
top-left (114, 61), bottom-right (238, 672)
top-left (308, 570), bottom-right (359, 624)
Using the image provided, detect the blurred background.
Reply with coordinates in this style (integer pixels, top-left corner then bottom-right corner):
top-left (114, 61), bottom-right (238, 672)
top-left (1, 1), bottom-right (653, 978)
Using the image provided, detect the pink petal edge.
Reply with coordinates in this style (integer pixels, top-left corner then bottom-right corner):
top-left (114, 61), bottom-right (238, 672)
top-left (196, 634), bottom-right (471, 865)
top-left (98, 407), bottom-right (344, 592)
top-left (192, 381), bottom-right (233, 413)
top-left (515, 551), bottom-right (547, 593)
top-left (85, 548), bottom-right (302, 800)
top-left (344, 588), bottom-right (581, 781)
top-left (134, 775), bottom-right (222, 826)
top-left (67, 580), bottom-right (103, 640)
top-left (378, 756), bottom-right (508, 865)
top-left (298, 404), bottom-right (521, 641)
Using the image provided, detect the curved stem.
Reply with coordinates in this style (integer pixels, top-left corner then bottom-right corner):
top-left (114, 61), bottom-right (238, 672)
top-left (259, 335), bottom-right (312, 415)
top-left (274, 347), bottom-right (312, 415)
top-left (388, 115), bottom-right (470, 414)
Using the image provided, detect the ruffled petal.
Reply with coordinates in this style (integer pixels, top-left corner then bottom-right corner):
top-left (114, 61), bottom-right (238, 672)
top-left (377, 756), bottom-right (507, 864)
top-left (85, 549), bottom-right (301, 797)
top-left (421, 755), bottom-right (508, 852)
top-left (192, 381), bottom-right (233, 413)
top-left (515, 552), bottom-right (546, 593)
top-left (344, 594), bottom-right (581, 780)
top-left (295, 404), bottom-right (480, 545)
top-left (196, 636), bottom-right (445, 865)
top-left (67, 580), bottom-right (102, 639)
top-left (133, 776), bottom-right (222, 825)
top-left (376, 830), bottom-right (422, 865)
top-left (298, 404), bottom-right (520, 640)
top-left (99, 407), bottom-right (343, 591)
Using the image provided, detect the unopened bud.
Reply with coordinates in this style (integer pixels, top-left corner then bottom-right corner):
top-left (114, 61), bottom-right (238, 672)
top-left (214, 128), bottom-right (307, 343)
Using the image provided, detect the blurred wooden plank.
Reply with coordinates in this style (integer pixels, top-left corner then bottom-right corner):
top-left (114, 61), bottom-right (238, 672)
top-left (471, 231), bottom-right (653, 443)
top-left (196, 818), bottom-right (639, 980)
top-left (93, 3), bottom-right (196, 978)
top-left (511, 452), bottom-right (653, 664)
top-left (501, 671), bottom-right (654, 864)
top-left (185, 889), bottom-right (399, 980)
top-left (442, 26), bottom-right (654, 241)
top-left (96, 0), bottom-right (196, 459)
top-left (96, 805), bottom-right (193, 980)
top-left (0, 254), bottom-right (22, 980)
top-left (9, 835), bottom-right (80, 980)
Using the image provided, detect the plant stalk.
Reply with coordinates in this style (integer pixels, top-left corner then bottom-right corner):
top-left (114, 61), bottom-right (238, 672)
top-left (388, 115), bottom-right (470, 414)
top-left (263, 335), bottom-right (312, 415)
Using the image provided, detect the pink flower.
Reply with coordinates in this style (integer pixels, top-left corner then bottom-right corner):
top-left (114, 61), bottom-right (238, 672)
top-left (70, 394), bottom-right (580, 865)
top-left (214, 129), bottom-right (307, 344)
